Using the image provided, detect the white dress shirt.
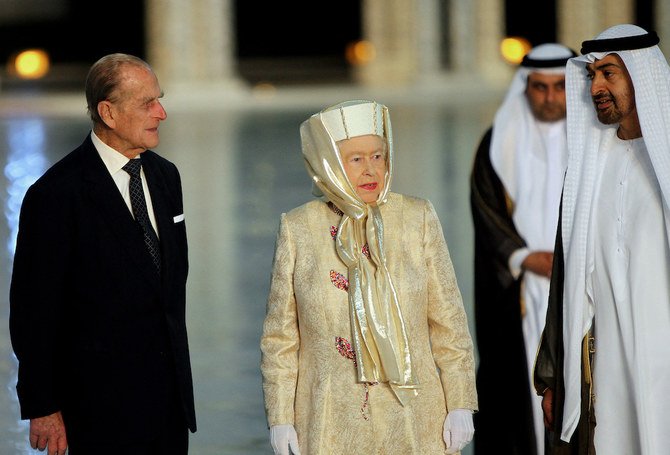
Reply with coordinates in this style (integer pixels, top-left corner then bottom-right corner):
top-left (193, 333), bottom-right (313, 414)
top-left (90, 131), bottom-right (159, 236)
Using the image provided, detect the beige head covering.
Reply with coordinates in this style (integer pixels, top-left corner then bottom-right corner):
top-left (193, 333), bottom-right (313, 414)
top-left (300, 100), bottom-right (418, 405)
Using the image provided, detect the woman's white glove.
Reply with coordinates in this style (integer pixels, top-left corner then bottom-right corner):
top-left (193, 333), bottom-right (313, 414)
top-left (270, 424), bottom-right (301, 455)
top-left (443, 409), bottom-right (474, 454)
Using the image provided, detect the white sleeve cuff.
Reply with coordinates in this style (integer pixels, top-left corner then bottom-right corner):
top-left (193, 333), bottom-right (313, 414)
top-left (509, 247), bottom-right (530, 279)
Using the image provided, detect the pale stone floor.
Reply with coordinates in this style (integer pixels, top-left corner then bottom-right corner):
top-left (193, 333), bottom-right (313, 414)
top-left (0, 81), bottom-right (502, 454)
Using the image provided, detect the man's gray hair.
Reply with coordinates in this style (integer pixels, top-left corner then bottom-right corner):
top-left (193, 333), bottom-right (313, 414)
top-left (85, 53), bottom-right (153, 125)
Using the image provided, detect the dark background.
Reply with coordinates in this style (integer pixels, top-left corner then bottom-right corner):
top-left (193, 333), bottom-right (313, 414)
top-left (0, 0), bottom-right (145, 63)
top-left (0, 0), bottom-right (656, 86)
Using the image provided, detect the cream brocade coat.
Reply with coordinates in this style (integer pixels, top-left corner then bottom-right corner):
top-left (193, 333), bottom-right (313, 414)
top-left (261, 193), bottom-right (478, 455)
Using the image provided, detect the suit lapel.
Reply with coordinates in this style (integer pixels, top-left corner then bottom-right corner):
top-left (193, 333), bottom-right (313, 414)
top-left (80, 137), bottom-right (160, 288)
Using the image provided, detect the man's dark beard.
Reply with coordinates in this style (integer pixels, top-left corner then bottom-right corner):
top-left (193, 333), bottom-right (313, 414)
top-left (533, 102), bottom-right (566, 122)
top-left (593, 95), bottom-right (622, 125)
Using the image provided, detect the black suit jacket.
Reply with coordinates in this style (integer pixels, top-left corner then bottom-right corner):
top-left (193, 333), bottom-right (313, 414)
top-left (9, 134), bottom-right (196, 444)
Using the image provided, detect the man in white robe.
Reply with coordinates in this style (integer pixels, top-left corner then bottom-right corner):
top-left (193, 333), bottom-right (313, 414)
top-left (470, 43), bottom-right (575, 455)
top-left (534, 24), bottom-right (670, 455)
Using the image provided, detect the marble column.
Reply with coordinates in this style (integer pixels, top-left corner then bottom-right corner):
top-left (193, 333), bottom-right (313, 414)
top-left (657, 0), bottom-right (670, 56)
top-left (557, 0), bottom-right (634, 52)
top-left (145, 0), bottom-right (246, 95)
top-left (471, 0), bottom-right (510, 84)
top-left (354, 0), bottom-right (420, 86)
top-left (355, 0), bottom-right (510, 89)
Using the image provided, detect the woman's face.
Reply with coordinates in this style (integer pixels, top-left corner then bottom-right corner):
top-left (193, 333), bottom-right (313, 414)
top-left (337, 134), bottom-right (387, 204)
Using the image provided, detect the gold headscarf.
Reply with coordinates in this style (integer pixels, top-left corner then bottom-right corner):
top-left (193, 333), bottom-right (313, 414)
top-left (300, 100), bottom-right (418, 405)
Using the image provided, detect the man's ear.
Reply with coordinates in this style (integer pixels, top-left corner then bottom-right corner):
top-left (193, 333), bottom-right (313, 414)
top-left (97, 101), bottom-right (115, 129)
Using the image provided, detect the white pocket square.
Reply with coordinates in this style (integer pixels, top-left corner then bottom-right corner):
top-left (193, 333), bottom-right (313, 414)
top-left (173, 214), bottom-right (185, 223)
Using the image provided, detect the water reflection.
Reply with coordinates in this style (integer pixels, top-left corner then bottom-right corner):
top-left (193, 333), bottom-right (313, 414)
top-left (5, 118), bottom-right (48, 256)
top-left (2, 118), bottom-right (48, 455)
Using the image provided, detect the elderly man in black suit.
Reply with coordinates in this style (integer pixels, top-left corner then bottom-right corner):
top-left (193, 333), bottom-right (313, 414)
top-left (9, 53), bottom-right (196, 455)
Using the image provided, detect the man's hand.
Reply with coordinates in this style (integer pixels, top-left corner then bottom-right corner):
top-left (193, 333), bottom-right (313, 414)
top-left (522, 251), bottom-right (554, 278)
top-left (30, 411), bottom-right (68, 455)
top-left (542, 388), bottom-right (554, 429)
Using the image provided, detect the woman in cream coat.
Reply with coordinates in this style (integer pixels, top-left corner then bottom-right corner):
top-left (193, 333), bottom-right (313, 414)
top-left (260, 100), bottom-right (478, 455)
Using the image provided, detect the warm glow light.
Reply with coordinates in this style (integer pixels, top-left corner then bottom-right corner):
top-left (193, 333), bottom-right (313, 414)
top-left (13, 49), bottom-right (50, 79)
top-left (345, 40), bottom-right (376, 66)
top-left (500, 37), bottom-right (532, 64)
top-left (252, 82), bottom-right (277, 99)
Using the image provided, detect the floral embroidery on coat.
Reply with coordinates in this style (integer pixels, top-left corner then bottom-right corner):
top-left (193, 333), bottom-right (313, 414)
top-left (335, 336), bottom-right (377, 420)
top-left (330, 270), bottom-right (349, 291)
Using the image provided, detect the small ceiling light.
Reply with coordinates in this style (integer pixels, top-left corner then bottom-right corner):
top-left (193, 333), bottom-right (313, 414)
top-left (13, 49), bottom-right (51, 79)
top-left (345, 40), bottom-right (376, 66)
top-left (500, 37), bottom-right (532, 65)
